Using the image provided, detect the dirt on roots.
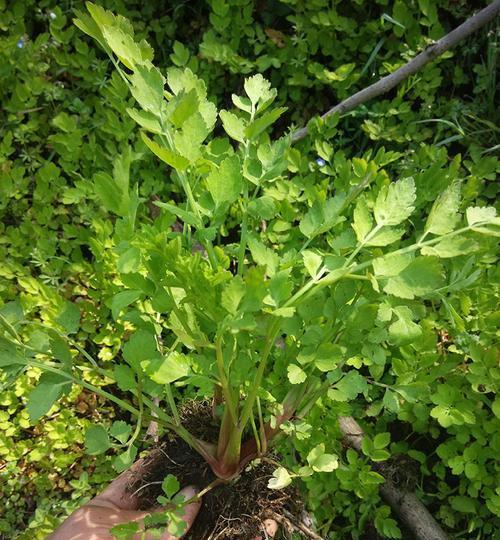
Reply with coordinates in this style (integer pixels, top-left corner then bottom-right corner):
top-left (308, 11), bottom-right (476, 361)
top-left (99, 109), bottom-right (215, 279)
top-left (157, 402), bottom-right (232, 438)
top-left (127, 401), bottom-right (302, 539)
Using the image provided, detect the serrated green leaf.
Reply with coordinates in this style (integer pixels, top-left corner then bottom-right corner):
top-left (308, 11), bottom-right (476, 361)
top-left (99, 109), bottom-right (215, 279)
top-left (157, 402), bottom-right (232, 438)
top-left (222, 277), bottom-right (246, 315)
top-left (373, 432), bottom-right (391, 449)
top-left (268, 270), bottom-right (293, 307)
top-left (450, 495), bottom-right (476, 513)
top-left (117, 246), bottom-right (141, 274)
top-left (300, 199), bottom-right (344, 239)
top-left (248, 196), bottom-right (276, 220)
top-left (170, 89), bottom-right (199, 128)
top-left (268, 466), bottom-right (292, 489)
top-left (171, 41), bottom-right (190, 66)
top-left (331, 371), bottom-right (367, 401)
top-left (374, 177), bottom-right (416, 226)
top-left (154, 201), bottom-right (201, 228)
top-left (93, 171), bottom-right (125, 216)
top-left (162, 474), bottom-right (180, 498)
top-left (113, 445), bottom-right (137, 473)
top-left (287, 364), bottom-right (307, 384)
top-left (27, 372), bottom-right (71, 422)
top-left (127, 108), bottom-right (162, 133)
top-left (421, 236), bottom-right (478, 258)
top-left (110, 421), bottom-right (132, 444)
top-left (248, 236), bottom-right (279, 276)
top-left (101, 25), bottom-right (144, 70)
top-left (244, 74), bottom-right (276, 108)
top-left (384, 257), bottom-right (444, 299)
top-left (271, 306), bottom-right (296, 317)
top-left (302, 250), bottom-right (323, 278)
top-left (206, 155), bottom-right (242, 206)
top-left (425, 183), bottom-right (461, 235)
top-left (0, 337), bottom-right (25, 367)
top-left (123, 330), bottom-right (158, 368)
top-left (373, 253), bottom-right (413, 277)
top-left (352, 198), bottom-right (373, 241)
top-left (111, 290), bottom-right (142, 320)
top-left (74, 9), bottom-right (108, 50)
top-left (245, 107), bottom-right (287, 139)
top-left (113, 364), bottom-right (136, 391)
top-left (219, 110), bottom-right (246, 143)
top-left (141, 133), bottom-right (190, 171)
top-left (50, 337), bottom-right (72, 365)
top-left (85, 425), bottom-right (110, 455)
top-left (307, 443), bottom-right (338, 472)
top-left (231, 94), bottom-right (252, 113)
top-left (55, 301), bottom-right (80, 334)
top-left (466, 206), bottom-right (497, 226)
top-left (141, 352), bottom-right (190, 384)
top-left (130, 65), bottom-right (165, 115)
top-left (366, 226), bottom-right (404, 247)
top-left (388, 306), bottom-right (422, 346)
top-left (311, 343), bottom-right (344, 372)
top-left (377, 303), bottom-right (393, 322)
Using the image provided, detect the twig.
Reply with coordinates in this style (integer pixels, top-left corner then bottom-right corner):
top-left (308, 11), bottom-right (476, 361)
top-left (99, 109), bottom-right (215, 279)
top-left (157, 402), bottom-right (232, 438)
top-left (270, 510), bottom-right (325, 540)
top-left (292, 1), bottom-right (500, 142)
top-left (338, 416), bottom-right (449, 540)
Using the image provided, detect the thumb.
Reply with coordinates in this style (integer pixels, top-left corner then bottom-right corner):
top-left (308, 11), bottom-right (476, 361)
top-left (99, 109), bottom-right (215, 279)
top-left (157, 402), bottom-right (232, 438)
top-left (173, 486), bottom-right (202, 537)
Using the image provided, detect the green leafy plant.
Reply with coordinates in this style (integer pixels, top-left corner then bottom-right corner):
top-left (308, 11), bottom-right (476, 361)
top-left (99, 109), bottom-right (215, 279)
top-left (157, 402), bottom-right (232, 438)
top-left (4, 1), bottom-right (498, 482)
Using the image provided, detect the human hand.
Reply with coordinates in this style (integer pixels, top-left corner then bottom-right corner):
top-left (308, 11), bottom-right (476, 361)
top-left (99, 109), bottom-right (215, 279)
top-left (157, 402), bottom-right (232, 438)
top-left (46, 459), bottom-right (200, 540)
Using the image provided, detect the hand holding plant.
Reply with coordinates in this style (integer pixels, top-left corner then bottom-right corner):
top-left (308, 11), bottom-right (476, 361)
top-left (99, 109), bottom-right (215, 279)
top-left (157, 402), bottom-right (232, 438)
top-left (46, 459), bottom-right (200, 540)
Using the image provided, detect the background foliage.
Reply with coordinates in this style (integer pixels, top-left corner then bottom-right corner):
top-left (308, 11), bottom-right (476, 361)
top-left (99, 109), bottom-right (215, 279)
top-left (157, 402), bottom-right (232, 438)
top-left (0, 0), bottom-right (498, 539)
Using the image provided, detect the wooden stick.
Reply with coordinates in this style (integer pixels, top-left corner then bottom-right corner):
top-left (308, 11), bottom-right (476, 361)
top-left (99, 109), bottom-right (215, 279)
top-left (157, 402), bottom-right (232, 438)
top-left (338, 416), bottom-right (449, 540)
top-left (292, 1), bottom-right (500, 142)
top-left (270, 510), bottom-right (325, 540)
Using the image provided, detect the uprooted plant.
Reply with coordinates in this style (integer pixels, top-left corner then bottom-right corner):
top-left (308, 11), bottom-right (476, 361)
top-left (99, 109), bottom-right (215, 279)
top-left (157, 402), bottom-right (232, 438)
top-left (1, 3), bottom-right (498, 538)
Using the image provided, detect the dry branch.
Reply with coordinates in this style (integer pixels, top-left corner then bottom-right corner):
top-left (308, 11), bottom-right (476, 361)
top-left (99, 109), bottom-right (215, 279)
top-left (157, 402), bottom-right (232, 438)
top-left (338, 416), bottom-right (449, 540)
top-left (292, 1), bottom-right (500, 142)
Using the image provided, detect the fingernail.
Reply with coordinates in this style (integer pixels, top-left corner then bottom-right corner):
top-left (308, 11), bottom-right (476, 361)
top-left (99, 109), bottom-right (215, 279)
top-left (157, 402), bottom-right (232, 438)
top-left (181, 485), bottom-right (199, 500)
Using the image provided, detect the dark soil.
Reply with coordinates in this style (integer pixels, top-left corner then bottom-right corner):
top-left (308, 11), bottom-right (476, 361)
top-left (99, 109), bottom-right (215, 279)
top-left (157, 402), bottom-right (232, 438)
top-left (128, 401), bottom-right (303, 539)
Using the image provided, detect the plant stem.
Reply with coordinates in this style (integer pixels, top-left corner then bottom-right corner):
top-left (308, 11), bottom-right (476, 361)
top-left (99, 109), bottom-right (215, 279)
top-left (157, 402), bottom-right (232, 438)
top-left (238, 318), bottom-right (281, 432)
top-left (292, 222), bottom-right (484, 308)
top-left (237, 188), bottom-right (249, 276)
top-left (178, 171), bottom-right (218, 269)
top-left (165, 383), bottom-right (181, 425)
top-left (215, 333), bottom-right (238, 426)
top-left (27, 359), bottom-right (141, 417)
top-left (256, 396), bottom-right (267, 453)
top-left (127, 376), bottom-right (144, 448)
top-left (344, 223), bottom-right (383, 267)
top-left (249, 407), bottom-right (261, 454)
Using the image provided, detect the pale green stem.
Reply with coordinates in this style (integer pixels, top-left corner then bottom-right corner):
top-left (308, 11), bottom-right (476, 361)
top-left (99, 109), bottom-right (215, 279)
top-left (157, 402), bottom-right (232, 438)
top-left (27, 358), bottom-right (141, 418)
top-left (291, 223), bottom-right (484, 308)
top-left (237, 140), bottom-right (252, 276)
top-left (249, 409), bottom-right (261, 454)
top-left (177, 171), bottom-right (218, 269)
top-left (127, 376), bottom-right (144, 448)
top-left (344, 223), bottom-right (383, 267)
top-left (215, 334), bottom-right (238, 426)
top-left (256, 395), bottom-right (267, 452)
top-left (237, 187), bottom-right (249, 276)
top-left (165, 384), bottom-right (181, 425)
top-left (238, 318), bottom-right (281, 431)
